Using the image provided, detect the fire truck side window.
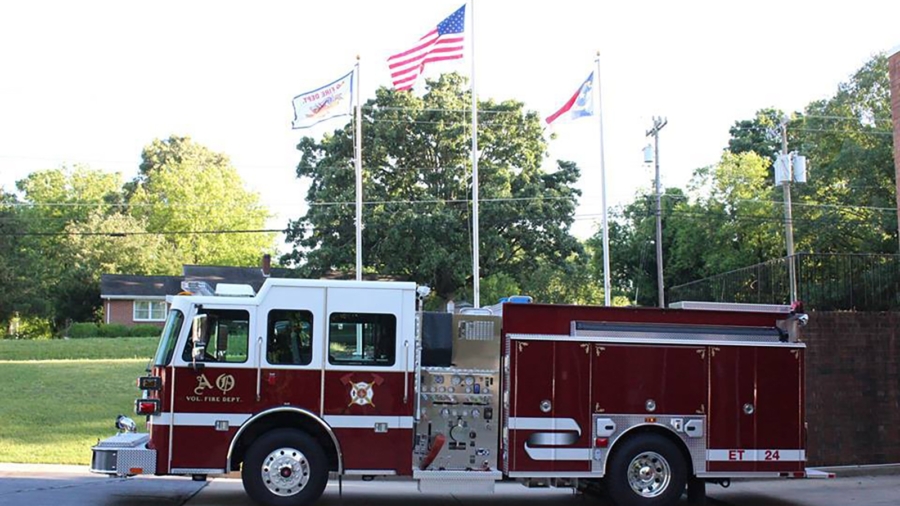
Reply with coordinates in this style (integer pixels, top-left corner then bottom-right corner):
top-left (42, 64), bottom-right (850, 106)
top-left (266, 310), bottom-right (313, 365)
top-left (328, 312), bottom-right (396, 366)
top-left (182, 309), bottom-right (250, 363)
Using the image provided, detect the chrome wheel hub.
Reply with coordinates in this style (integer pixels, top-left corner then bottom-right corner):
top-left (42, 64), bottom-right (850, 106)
top-left (261, 447), bottom-right (310, 497)
top-left (626, 451), bottom-right (671, 498)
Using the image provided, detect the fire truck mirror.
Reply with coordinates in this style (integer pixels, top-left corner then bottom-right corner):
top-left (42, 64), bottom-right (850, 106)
top-left (216, 325), bottom-right (229, 355)
top-left (192, 314), bottom-right (208, 344)
top-left (191, 314), bottom-right (209, 361)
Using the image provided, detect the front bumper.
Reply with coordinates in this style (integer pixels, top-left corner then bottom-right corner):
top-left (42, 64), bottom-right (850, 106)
top-left (90, 432), bottom-right (157, 477)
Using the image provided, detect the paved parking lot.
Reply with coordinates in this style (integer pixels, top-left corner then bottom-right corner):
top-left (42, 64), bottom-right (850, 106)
top-left (2, 466), bottom-right (899, 506)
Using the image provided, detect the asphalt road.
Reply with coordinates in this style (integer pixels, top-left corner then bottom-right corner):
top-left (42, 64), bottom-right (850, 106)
top-left (1, 470), bottom-right (899, 506)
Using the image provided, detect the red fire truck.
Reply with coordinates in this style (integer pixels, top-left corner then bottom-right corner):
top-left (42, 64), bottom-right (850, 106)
top-left (91, 278), bottom-right (810, 506)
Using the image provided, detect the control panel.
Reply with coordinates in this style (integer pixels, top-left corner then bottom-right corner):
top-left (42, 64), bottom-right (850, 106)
top-left (415, 369), bottom-right (500, 470)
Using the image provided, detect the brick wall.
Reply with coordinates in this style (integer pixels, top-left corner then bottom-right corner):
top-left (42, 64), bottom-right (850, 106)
top-left (104, 299), bottom-right (166, 327)
top-left (804, 311), bottom-right (900, 465)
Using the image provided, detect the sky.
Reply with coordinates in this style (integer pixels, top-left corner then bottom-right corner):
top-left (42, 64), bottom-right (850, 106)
top-left (1, 0), bottom-right (899, 251)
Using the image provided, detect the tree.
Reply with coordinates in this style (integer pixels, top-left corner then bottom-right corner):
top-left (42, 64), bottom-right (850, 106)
top-left (284, 74), bottom-right (584, 303)
top-left (601, 152), bottom-right (782, 306)
top-left (12, 166), bottom-right (126, 327)
top-left (792, 54), bottom-right (896, 253)
top-left (129, 136), bottom-right (276, 266)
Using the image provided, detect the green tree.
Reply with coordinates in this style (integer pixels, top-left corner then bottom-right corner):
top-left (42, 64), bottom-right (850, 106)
top-left (13, 166), bottom-right (126, 327)
top-left (129, 136), bottom-right (276, 266)
top-left (284, 74), bottom-right (584, 303)
top-left (792, 54), bottom-right (896, 253)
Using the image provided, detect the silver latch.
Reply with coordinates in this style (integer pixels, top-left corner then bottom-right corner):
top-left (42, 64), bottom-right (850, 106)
top-left (374, 422), bottom-right (389, 433)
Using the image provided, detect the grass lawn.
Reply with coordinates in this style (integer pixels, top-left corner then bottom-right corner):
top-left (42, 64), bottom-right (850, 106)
top-left (0, 338), bottom-right (160, 465)
top-left (0, 359), bottom-right (149, 465)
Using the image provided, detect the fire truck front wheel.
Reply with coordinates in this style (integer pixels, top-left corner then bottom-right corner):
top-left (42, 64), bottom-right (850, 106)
top-left (605, 433), bottom-right (687, 506)
top-left (242, 429), bottom-right (328, 506)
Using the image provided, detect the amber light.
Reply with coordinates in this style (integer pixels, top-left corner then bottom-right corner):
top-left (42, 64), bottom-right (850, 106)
top-left (645, 417), bottom-right (657, 423)
top-left (135, 399), bottom-right (160, 416)
top-left (138, 376), bottom-right (161, 391)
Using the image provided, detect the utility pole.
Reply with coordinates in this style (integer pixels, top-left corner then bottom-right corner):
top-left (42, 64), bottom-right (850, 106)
top-left (646, 116), bottom-right (668, 308)
top-left (780, 119), bottom-right (798, 302)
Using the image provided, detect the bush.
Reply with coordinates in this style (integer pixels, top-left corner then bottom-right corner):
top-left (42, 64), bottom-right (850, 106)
top-left (130, 325), bottom-right (164, 337)
top-left (67, 322), bottom-right (101, 339)
top-left (98, 324), bottom-right (132, 338)
top-left (2, 316), bottom-right (54, 340)
top-left (67, 323), bottom-right (162, 338)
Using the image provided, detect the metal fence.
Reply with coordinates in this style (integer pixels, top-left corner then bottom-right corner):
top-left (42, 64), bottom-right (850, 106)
top-left (668, 253), bottom-right (900, 311)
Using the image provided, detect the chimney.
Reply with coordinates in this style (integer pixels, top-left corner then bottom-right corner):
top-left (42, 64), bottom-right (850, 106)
top-left (890, 46), bottom-right (900, 251)
top-left (261, 254), bottom-right (271, 277)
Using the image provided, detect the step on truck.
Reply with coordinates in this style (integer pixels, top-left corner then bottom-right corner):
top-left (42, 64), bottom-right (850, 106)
top-left (91, 278), bottom-right (812, 506)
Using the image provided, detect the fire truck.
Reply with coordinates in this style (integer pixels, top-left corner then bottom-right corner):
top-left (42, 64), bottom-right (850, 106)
top-left (91, 278), bottom-right (811, 506)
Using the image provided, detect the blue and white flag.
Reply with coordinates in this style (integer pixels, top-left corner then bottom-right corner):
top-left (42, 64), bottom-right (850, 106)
top-left (545, 71), bottom-right (594, 125)
top-left (292, 70), bottom-right (354, 129)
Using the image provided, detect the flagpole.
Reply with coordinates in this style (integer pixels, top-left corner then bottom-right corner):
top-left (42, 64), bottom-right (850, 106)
top-left (355, 57), bottom-right (363, 281)
top-left (596, 52), bottom-right (611, 306)
top-left (470, 0), bottom-right (480, 308)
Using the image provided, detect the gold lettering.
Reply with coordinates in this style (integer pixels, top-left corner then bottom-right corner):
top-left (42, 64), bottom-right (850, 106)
top-left (194, 374), bottom-right (213, 396)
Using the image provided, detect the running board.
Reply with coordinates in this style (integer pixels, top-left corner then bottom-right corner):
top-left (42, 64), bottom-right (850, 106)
top-left (413, 470), bottom-right (503, 494)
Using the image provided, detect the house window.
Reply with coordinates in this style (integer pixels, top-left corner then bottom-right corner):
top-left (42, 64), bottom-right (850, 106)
top-left (134, 300), bottom-right (167, 322)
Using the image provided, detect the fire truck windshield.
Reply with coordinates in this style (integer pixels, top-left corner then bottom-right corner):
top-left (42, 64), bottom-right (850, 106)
top-left (153, 309), bottom-right (185, 366)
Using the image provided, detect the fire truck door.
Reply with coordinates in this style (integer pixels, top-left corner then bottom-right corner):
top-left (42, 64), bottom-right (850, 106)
top-left (256, 286), bottom-right (325, 411)
top-left (169, 305), bottom-right (258, 473)
top-left (321, 287), bottom-right (415, 474)
top-left (708, 346), bottom-right (757, 472)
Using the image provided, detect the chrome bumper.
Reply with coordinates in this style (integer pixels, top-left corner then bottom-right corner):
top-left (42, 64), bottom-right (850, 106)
top-left (90, 432), bottom-right (157, 477)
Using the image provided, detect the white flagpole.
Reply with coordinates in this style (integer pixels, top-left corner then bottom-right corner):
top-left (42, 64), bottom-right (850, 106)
top-left (596, 52), bottom-right (611, 306)
top-left (354, 57), bottom-right (363, 281)
top-left (470, 0), bottom-right (480, 308)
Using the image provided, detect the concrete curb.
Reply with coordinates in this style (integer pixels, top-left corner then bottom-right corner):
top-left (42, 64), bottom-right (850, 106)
top-left (812, 464), bottom-right (900, 478)
top-left (0, 463), bottom-right (89, 474)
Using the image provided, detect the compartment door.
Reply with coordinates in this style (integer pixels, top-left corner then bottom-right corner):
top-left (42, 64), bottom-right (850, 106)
top-left (708, 346), bottom-right (756, 472)
top-left (755, 347), bottom-right (805, 472)
top-left (509, 339), bottom-right (555, 473)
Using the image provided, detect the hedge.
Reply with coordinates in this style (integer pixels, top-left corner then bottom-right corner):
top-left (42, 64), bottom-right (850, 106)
top-left (67, 323), bottom-right (162, 339)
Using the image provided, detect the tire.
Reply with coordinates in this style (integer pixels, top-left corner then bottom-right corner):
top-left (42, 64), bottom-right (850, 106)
top-left (605, 433), bottom-right (687, 506)
top-left (242, 429), bottom-right (329, 506)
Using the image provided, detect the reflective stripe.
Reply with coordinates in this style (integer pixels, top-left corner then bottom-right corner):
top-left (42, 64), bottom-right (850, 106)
top-left (324, 415), bottom-right (414, 429)
top-left (707, 449), bottom-right (806, 462)
top-left (153, 412), bottom-right (414, 429)
top-left (508, 417), bottom-right (581, 433)
top-left (153, 413), bottom-right (251, 427)
top-left (524, 447), bottom-right (593, 461)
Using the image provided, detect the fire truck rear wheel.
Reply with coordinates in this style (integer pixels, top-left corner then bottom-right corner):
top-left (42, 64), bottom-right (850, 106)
top-left (242, 429), bottom-right (328, 506)
top-left (605, 433), bottom-right (687, 506)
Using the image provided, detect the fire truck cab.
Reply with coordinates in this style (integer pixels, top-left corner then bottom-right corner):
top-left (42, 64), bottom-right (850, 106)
top-left (91, 278), bottom-right (809, 506)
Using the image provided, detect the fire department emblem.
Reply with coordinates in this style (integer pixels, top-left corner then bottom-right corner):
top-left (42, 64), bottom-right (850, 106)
top-left (341, 373), bottom-right (384, 407)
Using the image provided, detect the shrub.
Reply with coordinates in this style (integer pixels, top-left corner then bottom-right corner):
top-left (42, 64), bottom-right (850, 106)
top-left (2, 316), bottom-right (54, 340)
top-left (130, 325), bottom-right (163, 338)
top-left (97, 324), bottom-right (132, 338)
top-left (67, 322), bottom-right (101, 339)
top-left (67, 323), bottom-right (161, 338)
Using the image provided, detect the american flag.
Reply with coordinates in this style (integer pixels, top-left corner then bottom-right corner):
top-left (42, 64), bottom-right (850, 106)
top-left (387, 5), bottom-right (466, 91)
